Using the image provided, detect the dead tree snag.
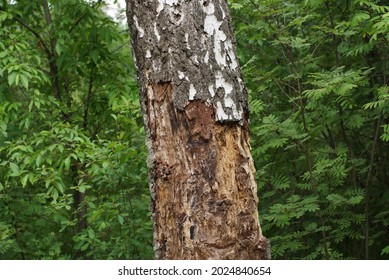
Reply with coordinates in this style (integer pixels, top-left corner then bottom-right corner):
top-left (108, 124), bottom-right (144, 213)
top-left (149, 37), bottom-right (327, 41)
top-left (126, 0), bottom-right (269, 259)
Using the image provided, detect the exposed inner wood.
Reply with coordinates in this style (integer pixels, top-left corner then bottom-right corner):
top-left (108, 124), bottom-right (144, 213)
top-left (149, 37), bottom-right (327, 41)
top-left (148, 82), bottom-right (267, 259)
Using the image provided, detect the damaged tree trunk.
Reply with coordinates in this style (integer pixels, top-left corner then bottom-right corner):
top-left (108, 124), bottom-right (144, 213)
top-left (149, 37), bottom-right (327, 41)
top-left (126, 0), bottom-right (269, 259)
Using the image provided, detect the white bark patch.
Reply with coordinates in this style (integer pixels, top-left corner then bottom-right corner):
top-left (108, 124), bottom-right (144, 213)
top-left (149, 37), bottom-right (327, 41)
top-left (215, 72), bottom-right (233, 95)
top-left (216, 101), bottom-right (229, 121)
top-left (154, 23), bottom-right (161, 41)
top-left (203, 5), bottom-right (238, 71)
top-left (214, 42), bottom-right (225, 67)
top-left (214, 72), bottom-right (243, 121)
top-left (237, 77), bottom-right (244, 91)
top-left (233, 105), bottom-right (242, 119)
top-left (225, 40), bottom-right (238, 70)
top-left (204, 14), bottom-right (223, 37)
top-left (157, 1), bottom-right (164, 14)
top-left (157, 0), bottom-right (180, 18)
top-left (225, 97), bottom-right (241, 119)
top-left (178, 71), bottom-right (185, 80)
top-left (206, 16), bottom-right (227, 68)
top-left (204, 51), bottom-right (209, 63)
top-left (220, 3), bottom-right (226, 19)
top-left (208, 84), bottom-right (215, 97)
top-left (202, 2), bottom-right (215, 15)
top-left (133, 54), bottom-right (138, 69)
top-left (147, 85), bottom-right (155, 123)
top-left (146, 49), bottom-right (152, 58)
top-left (185, 33), bottom-right (190, 49)
top-left (178, 70), bottom-right (190, 82)
top-left (224, 96), bottom-right (234, 108)
top-left (189, 84), bottom-right (197, 100)
top-left (165, 0), bottom-right (179, 6)
top-left (191, 55), bottom-right (199, 65)
top-left (204, 14), bottom-right (230, 69)
top-left (133, 15), bottom-right (144, 38)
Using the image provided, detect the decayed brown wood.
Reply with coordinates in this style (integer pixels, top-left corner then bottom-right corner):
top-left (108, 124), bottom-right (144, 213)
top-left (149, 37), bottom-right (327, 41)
top-left (126, 0), bottom-right (269, 259)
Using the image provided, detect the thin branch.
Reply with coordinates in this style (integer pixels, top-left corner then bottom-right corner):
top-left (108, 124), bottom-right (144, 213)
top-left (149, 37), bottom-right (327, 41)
top-left (41, 0), bottom-right (63, 103)
top-left (69, 12), bottom-right (88, 34)
top-left (42, 0), bottom-right (53, 29)
top-left (41, 0), bottom-right (55, 49)
top-left (110, 39), bottom-right (131, 54)
top-left (13, 17), bottom-right (51, 55)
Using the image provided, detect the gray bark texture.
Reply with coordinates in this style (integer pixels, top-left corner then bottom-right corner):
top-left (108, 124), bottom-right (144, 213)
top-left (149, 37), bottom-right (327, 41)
top-left (126, 0), bottom-right (269, 259)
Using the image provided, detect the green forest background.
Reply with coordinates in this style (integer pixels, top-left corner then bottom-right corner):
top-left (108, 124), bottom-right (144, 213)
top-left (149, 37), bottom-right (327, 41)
top-left (0, 0), bottom-right (388, 259)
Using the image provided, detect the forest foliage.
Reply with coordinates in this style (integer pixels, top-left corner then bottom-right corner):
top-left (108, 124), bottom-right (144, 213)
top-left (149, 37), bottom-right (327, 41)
top-left (0, 0), bottom-right (389, 259)
top-left (230, 0), bottom-right (389, 259)
top-left (0, 0), bottom-right (151, 259)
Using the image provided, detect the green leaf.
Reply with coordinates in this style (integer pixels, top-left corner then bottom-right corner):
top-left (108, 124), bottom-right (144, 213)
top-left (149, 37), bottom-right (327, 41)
top-left (381, 245), bottom-right (389, 256)
top-left (55, 42), bottom-right (62, 55)
top-left (20, 74), bottom-right (29, 89)
top-left (79, 185), bottom-right (86, 193)
top-left (0, 121), bottom-right (7, 137)
top-left (0, 51), bottom-right (8, 59)
top-left (36, 154), bottom-right (43, 167)
top-left (230, 3), bottom-right (244, 10)
top-left (21, 174), bottom-right (29, 187)
top-left (15, 73), bottom-right (19, 85)
top-left (45, 179), bottom-right (52, 189)
top-left (81, 242), bottom-right (89, 251)
top-left (348, 195), bottom-right (364, 205)
top-left (88, 229), bottom-right (95, 239)
top-left (57, 144), bottom-right (64, 153)
top-left (64, 157), bottom-right (71, 171)
top-left (90, 50), bottom-right (99, 64)
top-left (351, 12), bottom-right (370, 26)
top-left (8, 72), bottom-right (17, 86)
top-left (9, 162), bottom-right (20, 176)
top-left (24, 117), bottom-right (30, 129)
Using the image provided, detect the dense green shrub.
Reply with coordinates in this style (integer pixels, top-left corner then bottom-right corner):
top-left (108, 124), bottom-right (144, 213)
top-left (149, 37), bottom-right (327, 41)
top-left (0, 0), bottom-right (152, 259)
top-left (230, 0), bottom-right (389, 259)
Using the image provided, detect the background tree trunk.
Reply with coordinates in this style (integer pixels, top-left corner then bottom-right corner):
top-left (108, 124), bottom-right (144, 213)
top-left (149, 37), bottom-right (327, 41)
top-left (126, 0), bottom-right (269, 259)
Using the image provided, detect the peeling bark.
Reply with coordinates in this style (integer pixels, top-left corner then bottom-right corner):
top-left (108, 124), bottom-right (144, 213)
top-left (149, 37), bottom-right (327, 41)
top-left (126, 0), bottom-right (268, 259)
